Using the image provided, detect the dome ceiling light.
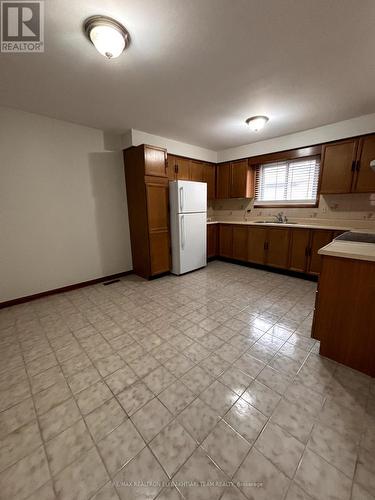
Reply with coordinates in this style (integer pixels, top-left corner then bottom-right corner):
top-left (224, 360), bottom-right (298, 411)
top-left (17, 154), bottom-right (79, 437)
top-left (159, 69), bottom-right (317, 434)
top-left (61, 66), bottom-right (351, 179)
top-left (84, 15), bottom-right (130, 59)
top-left (245, 115), bottom-right (269, 132)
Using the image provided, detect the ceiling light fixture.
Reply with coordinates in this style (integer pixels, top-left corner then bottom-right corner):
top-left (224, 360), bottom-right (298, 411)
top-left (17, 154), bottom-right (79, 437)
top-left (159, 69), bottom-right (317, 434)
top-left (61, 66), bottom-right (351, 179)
top-left (245, 115), bottom-right (269, 132)
top-left (84, 15), bottom-right (130, 59)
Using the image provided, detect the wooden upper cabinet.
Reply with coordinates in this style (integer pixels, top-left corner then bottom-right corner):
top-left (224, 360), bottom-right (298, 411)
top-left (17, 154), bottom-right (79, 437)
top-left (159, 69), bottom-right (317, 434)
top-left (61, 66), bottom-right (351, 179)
top-left (248, 227), bottom-right (267, 265)
top-left (219, 224), bottom-right (233, 258)
top-left (308, 230), bottom-right (334, 275)
top-left (166, 155), bottom-right (216, 200)
top-left (216, 161), bottom-right (254, 199)
top-left (216, 163), bottom-right (231, 199)
top-left (175, 157), bottom-right (191, 180)
top-left (232, 225), bottom-right (248, 261)
top-left (353, 135), bottom-right (375, 193)
top-left (204, 164), bottom-right (216, 200)
top-left (190, 160), bottom-right (205, 182)
top-left (288, 228), bottom-right (310, 273)
top-left (320, 139), bottom-right (358, 194)
top-left (267, 228), bottom-right (290, 269)
top-left (191, 160), bottom-right (216, 200)
top-left (144, 146), bottom-right (167, 177)
top-left (166, 154), bottom-right (177, 181)
top-left (230, 160), bottom-right (253, 198)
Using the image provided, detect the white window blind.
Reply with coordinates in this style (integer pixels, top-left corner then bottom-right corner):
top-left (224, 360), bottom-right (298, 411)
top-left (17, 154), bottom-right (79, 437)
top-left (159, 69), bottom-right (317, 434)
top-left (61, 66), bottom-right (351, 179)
top-left (254, 156), bottom-right (320, 206)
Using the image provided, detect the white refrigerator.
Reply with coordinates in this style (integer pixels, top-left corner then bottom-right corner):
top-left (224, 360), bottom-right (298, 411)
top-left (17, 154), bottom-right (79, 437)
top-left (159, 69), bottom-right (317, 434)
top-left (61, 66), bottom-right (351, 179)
top-left (169, 180), bottom-right (207, 275)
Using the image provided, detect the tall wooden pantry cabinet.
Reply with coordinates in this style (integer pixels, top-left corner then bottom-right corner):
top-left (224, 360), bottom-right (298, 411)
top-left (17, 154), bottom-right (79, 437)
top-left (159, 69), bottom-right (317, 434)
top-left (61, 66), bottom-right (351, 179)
top-left (123, 145), bottom-right (171, 279)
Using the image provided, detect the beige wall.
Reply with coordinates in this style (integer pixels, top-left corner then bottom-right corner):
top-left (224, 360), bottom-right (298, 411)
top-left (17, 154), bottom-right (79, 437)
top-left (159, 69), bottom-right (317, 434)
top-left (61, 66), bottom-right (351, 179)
top-left (210, 193), bottom-right (375, 229)
top-left (0, 107), bottom-right (132, 303)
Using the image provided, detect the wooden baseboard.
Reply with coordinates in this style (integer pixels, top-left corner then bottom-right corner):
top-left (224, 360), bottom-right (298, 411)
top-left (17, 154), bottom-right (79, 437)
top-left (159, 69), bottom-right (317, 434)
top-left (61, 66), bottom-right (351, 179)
top-left (0, 270), bottom-right (133, 309)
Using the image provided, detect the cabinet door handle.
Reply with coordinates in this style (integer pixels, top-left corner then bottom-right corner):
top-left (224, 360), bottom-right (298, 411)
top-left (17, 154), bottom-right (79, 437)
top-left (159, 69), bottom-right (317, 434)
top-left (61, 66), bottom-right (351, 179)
top-left (179, 187), bottom-right (184, 212)
top-left (351, 160), bottom-right (356, 172)
top-left (356, 160), bottom-right (361, 172)
top-left (305, 247), bottom-right (309, 257)
top-left (181, 216), bottom-right (185, 249)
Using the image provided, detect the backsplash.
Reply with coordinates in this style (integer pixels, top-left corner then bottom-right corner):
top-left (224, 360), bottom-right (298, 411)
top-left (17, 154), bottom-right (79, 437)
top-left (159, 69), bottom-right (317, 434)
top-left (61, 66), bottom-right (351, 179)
top-left (208, 193), bottom-right (375, 229)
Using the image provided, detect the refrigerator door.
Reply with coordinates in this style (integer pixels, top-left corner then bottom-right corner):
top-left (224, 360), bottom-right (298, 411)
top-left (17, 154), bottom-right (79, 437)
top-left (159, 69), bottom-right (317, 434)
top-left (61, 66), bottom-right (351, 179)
top-left (171, 212), bottom-right (207, 275)
top-left (170, 180), bottom-right (207, 214)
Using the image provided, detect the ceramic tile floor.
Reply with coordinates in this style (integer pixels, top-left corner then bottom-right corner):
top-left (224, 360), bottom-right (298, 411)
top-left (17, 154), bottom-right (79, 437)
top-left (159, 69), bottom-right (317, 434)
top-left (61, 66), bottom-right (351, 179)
top-left (0, 261), bottom-right (374, 500)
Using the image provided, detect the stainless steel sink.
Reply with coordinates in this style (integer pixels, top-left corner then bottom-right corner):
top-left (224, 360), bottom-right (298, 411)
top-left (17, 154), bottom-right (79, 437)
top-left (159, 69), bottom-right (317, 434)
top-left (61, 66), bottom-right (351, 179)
top-left (254, 221), bottom-right (297, 224)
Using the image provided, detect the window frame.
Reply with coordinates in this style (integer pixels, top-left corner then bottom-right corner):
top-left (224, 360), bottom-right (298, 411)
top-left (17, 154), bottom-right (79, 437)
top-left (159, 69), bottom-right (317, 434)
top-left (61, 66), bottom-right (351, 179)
top-left (254, 154), bottom-right (321, 208)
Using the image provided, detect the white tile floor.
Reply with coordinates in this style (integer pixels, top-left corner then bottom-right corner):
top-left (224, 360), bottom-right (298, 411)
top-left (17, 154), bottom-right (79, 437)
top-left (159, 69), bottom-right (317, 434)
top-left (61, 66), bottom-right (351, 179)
top-left (0, 261), bottom-right (374, 500)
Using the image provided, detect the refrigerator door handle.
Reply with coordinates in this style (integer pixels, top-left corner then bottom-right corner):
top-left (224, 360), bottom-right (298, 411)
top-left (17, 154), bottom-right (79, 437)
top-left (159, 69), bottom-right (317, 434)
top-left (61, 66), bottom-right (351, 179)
top-left (179, 187), bottom-right (184, 212)
top-left (181, 215), bottom-right (185, 250)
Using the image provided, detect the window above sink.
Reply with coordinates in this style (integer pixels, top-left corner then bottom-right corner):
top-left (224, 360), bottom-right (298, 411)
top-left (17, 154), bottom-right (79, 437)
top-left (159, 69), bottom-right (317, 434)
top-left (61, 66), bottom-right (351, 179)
top-left (254, 156), bottom-right (320, 208)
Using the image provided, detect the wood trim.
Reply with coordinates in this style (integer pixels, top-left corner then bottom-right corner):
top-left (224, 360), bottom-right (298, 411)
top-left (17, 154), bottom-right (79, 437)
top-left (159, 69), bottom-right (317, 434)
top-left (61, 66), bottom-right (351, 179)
top-left (166, 152), bottom-right (216, 166)
top-left (254, 203), bottom-right (319, 208)
top-left (243, 145), bottom-right (322, 166)
top-left (0, 271), bottom-right (134, 309)
top-left (219, 132), bottom-right (375, 166)
top-left (143, 144), bottom-right (167, 153)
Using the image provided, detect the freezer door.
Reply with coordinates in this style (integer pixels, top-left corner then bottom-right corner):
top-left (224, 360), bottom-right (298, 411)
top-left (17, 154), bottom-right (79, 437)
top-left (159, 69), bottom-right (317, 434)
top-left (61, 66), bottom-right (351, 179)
top-left (172, 212), bottom-right (207, 275)
top-left (170, 180), bottom-right (207, 214)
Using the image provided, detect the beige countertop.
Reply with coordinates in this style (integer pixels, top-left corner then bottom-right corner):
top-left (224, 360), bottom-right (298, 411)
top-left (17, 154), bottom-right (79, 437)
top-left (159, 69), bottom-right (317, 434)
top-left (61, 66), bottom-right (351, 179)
top-left (206, 220), bottom-right (351, 231)
top-left (319, 237), bottom-right (375, 262)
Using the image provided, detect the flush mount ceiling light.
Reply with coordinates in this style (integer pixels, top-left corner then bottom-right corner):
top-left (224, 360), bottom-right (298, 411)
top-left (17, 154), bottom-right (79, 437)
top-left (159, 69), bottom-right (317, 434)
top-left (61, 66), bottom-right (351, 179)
top-left (245, 115), bottom-right (269, 132)
top-left (84, 15), bottom-right (130, 59)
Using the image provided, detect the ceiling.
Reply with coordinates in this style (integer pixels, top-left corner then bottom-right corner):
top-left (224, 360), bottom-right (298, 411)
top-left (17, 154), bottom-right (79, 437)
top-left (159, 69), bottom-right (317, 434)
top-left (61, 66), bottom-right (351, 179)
top-left (1, 0), bottom-right (375, 150)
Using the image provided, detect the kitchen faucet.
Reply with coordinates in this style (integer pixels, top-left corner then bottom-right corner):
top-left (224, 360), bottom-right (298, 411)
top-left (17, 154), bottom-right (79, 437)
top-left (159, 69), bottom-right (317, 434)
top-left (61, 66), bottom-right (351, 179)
top-left (274, 212), bottom-right (288, 223)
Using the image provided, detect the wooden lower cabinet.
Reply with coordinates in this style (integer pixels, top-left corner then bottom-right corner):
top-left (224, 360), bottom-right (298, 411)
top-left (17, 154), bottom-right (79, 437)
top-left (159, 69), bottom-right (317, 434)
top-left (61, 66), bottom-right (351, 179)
top-left (308, 230), bottom-right (335, 275)
top-left (232, 226), bottom-right (248, 261)
top-left (288, 228), bottom-right (341, 275)
top-left (266, 228), bottom-right (290, 268)
top-left (219, 224), bottom-right (233, 258)
top-left (313, 255), bottom-right (375, 376)
top-left (247, 227), bottom-right (267, 264)
top-left (288, 228), bottom-right (311, 272)
top-left (149, 232), bottom-right (170, 275)
top-left (207, 224), bottom-right (218, 258)
top-left (215, 223), bottom-right (338, 276)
